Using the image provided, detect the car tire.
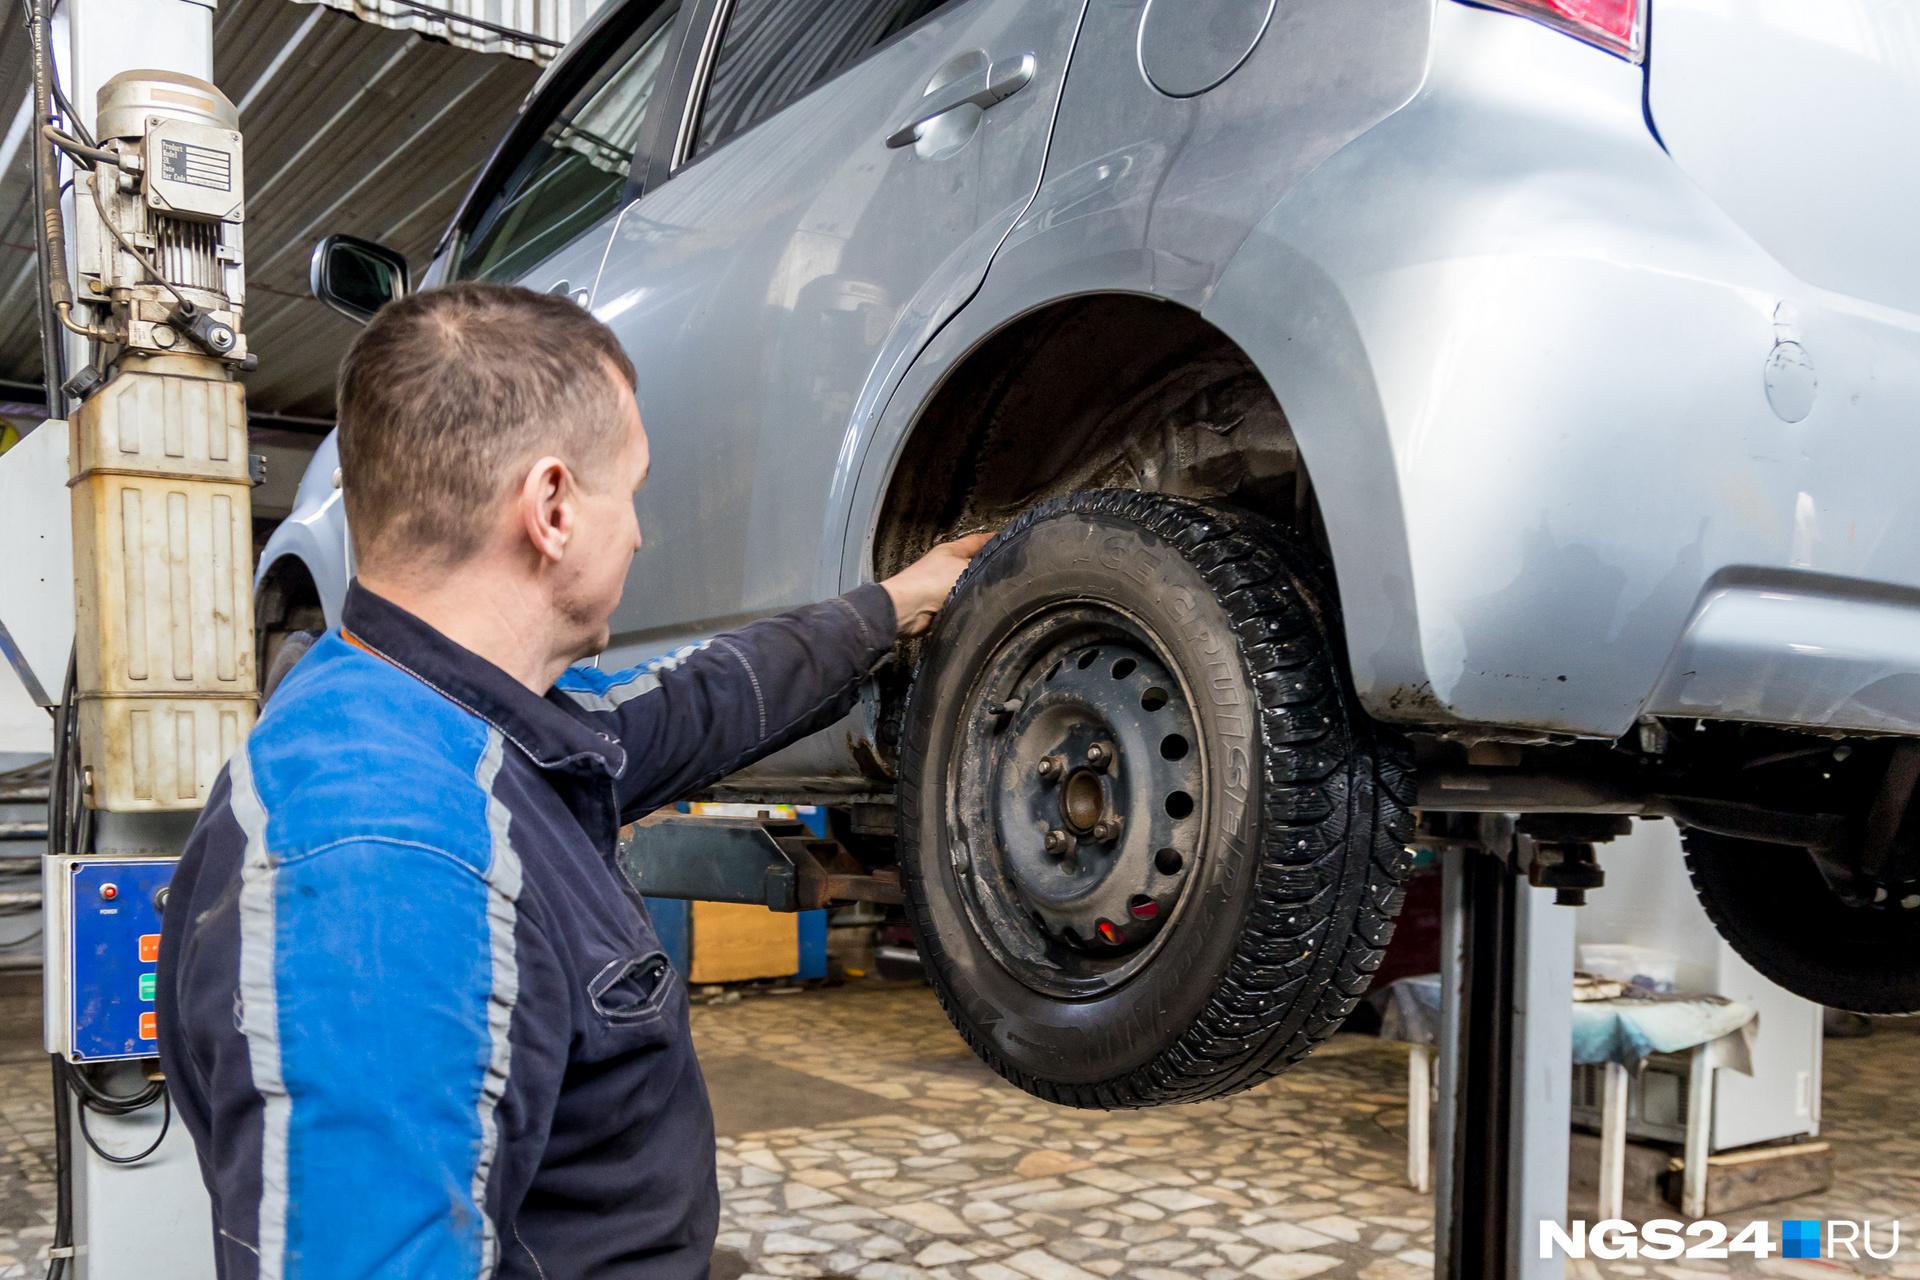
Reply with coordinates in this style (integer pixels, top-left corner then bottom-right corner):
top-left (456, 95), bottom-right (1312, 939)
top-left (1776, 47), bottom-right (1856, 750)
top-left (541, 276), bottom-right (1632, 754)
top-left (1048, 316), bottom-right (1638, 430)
top-left (261, 628), bottom-right (321, 703)
top-left (897, 489), bottom-right (1415, 1107)
top-left (1683, 828), bottom-right (1920, 1013)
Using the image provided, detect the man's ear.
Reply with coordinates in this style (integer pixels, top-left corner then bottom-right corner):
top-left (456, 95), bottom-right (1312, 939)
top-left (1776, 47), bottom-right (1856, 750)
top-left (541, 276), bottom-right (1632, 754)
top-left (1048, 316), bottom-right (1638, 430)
top-left (518, 454), bottom-right (574, 564)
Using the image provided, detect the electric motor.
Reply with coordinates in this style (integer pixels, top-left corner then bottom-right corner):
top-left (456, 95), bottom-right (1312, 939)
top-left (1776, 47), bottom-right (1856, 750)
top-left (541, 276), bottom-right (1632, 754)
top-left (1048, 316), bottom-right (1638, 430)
top-left (73, 69), bottom-right (248, 362)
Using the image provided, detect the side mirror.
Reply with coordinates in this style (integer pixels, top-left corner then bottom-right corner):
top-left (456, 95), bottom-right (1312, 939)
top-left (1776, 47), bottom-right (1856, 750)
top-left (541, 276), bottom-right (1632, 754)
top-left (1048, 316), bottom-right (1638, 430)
top-left (309, 234), bottom-right (410, 325)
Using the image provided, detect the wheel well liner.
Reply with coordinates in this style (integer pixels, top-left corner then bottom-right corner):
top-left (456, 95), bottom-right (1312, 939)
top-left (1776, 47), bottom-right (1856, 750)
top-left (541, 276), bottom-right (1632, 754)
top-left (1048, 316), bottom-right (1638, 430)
top-left (256, 556), bottom-right (324, 636)
top-left (870, 293), bottom-right (1316, 579)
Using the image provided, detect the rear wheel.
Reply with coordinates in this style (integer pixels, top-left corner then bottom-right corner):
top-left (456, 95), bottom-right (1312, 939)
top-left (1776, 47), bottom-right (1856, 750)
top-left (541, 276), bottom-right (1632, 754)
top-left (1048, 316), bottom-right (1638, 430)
top-left (1683, 828), bottom-right (1920, 1013)
top-left (897, 489), bottom-right (1414, 1107)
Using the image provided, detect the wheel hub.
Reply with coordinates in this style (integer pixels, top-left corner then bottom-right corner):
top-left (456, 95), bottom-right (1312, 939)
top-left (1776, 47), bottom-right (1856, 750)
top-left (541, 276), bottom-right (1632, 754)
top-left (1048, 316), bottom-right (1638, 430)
top-left (1060, 766), bottom-right (1105, 833)
top-left (974, 631), bottom-right (1204, 961)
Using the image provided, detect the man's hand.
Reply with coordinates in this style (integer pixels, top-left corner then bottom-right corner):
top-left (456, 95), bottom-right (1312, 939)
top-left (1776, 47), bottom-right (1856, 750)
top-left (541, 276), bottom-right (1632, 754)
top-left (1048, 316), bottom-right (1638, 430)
top-left (880, 532), bottom-right (994, 638)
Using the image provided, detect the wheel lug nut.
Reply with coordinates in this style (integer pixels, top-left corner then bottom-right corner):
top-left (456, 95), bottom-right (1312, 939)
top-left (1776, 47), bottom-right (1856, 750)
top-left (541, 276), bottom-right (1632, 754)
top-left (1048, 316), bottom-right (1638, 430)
top-left (1087, 741), bottom-right (1115, 770)
top-left (1036, 755), bottom-right (1064, 781)
top-left (1091, 817), bottom-right (1122, 844)
top-left (1044, 828), bottom-right (1076, 857)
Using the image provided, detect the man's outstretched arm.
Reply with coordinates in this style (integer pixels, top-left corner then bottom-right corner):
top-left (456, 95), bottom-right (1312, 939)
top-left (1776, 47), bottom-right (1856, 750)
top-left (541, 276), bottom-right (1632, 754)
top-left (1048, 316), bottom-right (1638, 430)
top-left (556, 534), bottom-right (988, 818)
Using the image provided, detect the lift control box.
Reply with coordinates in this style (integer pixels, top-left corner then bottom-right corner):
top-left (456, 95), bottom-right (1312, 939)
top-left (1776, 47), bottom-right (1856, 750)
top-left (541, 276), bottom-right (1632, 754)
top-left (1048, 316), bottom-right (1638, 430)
top-left (44, 856), bottom-right (176, 1062)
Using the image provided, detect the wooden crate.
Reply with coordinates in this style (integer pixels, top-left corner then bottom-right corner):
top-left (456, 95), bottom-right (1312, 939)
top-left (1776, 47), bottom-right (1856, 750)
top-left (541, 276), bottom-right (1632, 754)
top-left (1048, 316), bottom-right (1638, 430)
top-left (688, 901), bottom-right (800, 984)
top-left (1660, 1141), bottom-right (1833, 1216)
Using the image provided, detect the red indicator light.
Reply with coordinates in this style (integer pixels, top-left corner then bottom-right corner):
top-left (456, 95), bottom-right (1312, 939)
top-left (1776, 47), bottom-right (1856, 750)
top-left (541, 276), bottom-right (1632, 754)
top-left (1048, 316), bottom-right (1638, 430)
top-left (99, 883), bottom-right (118, 901)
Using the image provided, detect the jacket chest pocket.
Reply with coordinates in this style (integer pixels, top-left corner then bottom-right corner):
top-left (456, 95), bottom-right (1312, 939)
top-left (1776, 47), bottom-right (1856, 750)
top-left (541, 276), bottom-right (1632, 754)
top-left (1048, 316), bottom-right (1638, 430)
top-left (587, 950), bottom-right (677, 1028)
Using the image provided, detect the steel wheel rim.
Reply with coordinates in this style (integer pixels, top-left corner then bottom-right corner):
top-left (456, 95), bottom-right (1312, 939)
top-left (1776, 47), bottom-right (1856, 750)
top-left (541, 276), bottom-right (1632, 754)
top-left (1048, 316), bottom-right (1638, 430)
top-left (947, 601), bottom-right (1209, 998)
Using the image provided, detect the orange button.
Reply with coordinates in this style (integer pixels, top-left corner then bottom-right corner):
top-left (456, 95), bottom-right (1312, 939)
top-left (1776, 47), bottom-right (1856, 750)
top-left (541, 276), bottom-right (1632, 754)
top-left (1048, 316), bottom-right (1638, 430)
top-left (138, 934), bottom-right (160, 963)
top-left (138, 1012), bottom-right (157, 1040)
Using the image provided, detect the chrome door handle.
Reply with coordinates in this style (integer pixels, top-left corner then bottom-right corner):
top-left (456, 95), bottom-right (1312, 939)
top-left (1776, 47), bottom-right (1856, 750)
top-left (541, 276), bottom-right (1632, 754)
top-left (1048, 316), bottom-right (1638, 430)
top-left (550, 280), bottom-right (589, 307)
top-left (886, 53), bottom-right (1036, 149)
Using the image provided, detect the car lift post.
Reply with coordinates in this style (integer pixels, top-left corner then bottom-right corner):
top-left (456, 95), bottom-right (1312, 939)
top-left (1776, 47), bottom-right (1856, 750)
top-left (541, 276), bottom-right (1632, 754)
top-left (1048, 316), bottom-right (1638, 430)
top-left (1434, 815), bottom-right (1576, 1280)
top-left (27, 0), bottom-right (234, 1274)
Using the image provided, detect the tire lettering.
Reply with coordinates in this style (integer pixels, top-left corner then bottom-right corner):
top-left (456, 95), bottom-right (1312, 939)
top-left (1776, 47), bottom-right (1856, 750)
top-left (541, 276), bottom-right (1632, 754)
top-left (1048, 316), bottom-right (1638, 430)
top-left (1126, 547), bottom-right (1161, 587)
top-left (1225, 744), bottom-right (1250, 795)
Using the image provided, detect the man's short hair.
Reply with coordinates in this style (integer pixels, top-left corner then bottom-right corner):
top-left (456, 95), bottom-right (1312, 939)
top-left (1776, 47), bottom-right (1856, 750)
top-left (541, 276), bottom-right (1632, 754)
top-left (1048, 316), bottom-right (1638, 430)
top-left (336, 281), bottom-right (638, 568)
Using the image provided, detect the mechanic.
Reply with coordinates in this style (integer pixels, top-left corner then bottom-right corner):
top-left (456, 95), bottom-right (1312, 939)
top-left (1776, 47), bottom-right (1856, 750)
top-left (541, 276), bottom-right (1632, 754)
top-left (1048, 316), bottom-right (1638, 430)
top-left (154, 281), bottom-right (988, 1279)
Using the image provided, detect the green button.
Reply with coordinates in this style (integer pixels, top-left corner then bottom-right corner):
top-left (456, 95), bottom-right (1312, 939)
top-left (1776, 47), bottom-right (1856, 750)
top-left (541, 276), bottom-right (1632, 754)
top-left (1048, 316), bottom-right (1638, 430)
top-left (139, 972), bottom-right (155, 1002)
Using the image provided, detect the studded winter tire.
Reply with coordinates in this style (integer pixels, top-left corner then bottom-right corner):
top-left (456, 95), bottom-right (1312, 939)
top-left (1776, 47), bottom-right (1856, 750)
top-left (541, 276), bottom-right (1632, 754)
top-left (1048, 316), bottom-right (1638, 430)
top-left (1684, 828), bottom-right (1920, 1014)
top-left (897, 490), bottom-right (1415, 1107)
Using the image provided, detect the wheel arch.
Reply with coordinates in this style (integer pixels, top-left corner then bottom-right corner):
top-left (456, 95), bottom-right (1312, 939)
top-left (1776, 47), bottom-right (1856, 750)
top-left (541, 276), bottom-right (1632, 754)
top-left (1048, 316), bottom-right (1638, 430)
top-left (840, 176), bottom-right (1438, 736)
top-left (257, 552), bottom-right (328, 640)
top-left (867, 290), bottom-right (1323, 581)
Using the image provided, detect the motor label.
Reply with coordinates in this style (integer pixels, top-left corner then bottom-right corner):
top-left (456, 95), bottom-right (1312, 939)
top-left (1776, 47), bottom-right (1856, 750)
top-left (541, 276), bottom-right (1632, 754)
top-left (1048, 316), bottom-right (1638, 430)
top-left (160, 138), bottom-right (231, 192)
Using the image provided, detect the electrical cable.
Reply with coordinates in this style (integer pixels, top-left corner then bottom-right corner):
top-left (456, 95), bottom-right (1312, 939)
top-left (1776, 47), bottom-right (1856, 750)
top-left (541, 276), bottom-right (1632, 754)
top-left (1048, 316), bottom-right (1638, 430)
top-left (61, 1059), bottom-right (164, 1113)
top-left (74, 1086), bottom-right (170, 1165)
top-left (51, 76), bottom-right (93, 148)
top-left (49, 651), bottom-right (93, 862)
top-left (27, 0), bottom-right (70, 408)
top-left (41, 125), bottom-right (117, 169)
top-left (12, 0), bottom-right (92, 147)
top-left (23, 0), bottom-right (115, 373)
top-left (87, 170), bottom-right (194, 318)
top-left (46, 1059), bottom-right (72, 1280)
top-left (43, 652), bottom-right (93, 1278)
top-left (58, 1057), bottom-right (171, 1170)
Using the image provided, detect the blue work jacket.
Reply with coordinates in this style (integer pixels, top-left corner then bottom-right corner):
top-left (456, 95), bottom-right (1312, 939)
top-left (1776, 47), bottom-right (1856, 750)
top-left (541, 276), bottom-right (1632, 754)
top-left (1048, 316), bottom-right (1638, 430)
top-left (156, 579), bottom-right (896, 1278)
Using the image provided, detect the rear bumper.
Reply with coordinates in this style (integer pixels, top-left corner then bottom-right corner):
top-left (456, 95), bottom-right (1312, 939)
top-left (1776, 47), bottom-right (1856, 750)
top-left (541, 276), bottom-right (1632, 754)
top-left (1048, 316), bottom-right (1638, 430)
top-left (1210, 0), bottom-right (1920, 739)
top-left (1646, 571), bottom-right (1920, 737)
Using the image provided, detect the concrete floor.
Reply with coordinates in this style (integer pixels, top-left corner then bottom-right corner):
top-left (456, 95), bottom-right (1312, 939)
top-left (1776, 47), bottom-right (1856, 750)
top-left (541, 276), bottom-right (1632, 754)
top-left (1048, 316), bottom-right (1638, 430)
top-left (0, 977), bottom-right (1914, 1278)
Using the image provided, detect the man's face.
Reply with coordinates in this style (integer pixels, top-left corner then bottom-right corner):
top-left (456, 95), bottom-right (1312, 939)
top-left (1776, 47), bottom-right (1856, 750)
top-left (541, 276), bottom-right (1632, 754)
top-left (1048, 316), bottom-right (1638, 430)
top-left (555, 373), bottom-right (649, 660)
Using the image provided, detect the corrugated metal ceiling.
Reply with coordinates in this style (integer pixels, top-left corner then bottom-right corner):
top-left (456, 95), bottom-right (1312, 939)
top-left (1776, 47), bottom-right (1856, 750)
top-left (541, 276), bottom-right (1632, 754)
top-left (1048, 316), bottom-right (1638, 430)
top-left (295, 0), bottom-right (598, 65)
top-left (0, 0), bottom-right (552, 420)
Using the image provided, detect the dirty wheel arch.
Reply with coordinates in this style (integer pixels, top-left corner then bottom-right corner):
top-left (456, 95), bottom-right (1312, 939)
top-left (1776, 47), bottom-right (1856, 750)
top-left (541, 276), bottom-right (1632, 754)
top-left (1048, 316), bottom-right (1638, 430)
top-left (255, 558), bottom-right (325, 701)
top-left (897, 489), bottom-right (1415, 1106)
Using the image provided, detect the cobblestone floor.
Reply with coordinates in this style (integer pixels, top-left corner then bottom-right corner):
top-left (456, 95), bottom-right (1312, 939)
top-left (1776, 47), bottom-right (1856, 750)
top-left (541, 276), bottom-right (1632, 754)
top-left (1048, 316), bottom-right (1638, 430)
top-left (693, 986), bottom-right (1920, 1280)
top-left (0, 978), bottom-right (1913, 1278)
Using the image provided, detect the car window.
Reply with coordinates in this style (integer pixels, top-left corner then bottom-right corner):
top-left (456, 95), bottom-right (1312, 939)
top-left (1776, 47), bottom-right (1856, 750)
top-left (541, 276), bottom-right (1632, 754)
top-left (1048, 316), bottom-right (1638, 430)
top-left (690, 0), bottom-right (951, 159)
top-left (458, 8), bottom-right (680, 283)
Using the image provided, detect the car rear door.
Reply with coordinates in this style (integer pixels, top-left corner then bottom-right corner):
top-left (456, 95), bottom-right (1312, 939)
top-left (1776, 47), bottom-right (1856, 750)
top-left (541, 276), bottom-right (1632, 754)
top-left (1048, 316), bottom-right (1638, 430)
top-left (593, 0), bottom-right (1087, 656)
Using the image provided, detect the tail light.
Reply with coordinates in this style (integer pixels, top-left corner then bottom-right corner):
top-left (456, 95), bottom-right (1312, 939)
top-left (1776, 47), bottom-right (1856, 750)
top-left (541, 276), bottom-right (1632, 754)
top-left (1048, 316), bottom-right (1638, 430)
top-left (1475, 0), bottom-right (1645, 63)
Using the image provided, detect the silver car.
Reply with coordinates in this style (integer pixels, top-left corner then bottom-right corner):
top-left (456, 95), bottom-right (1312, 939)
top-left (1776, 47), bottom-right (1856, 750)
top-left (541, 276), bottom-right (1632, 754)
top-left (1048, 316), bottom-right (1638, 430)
top-left (271, 0), bottom-right (1920, 1105)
